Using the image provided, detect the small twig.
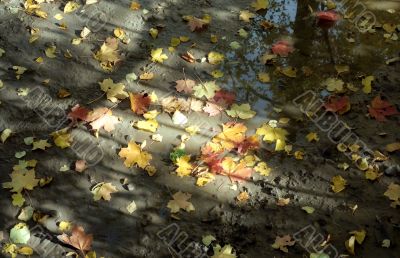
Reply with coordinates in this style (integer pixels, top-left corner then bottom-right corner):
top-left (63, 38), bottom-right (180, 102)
top-left (86, 92), bottom-right (105, 104)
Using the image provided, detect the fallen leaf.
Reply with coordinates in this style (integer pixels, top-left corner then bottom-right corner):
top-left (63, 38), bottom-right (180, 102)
top-left (58, 226), bottom-right (93, 254)
top-left (175, 155), bottom-right (193, 177)
top-left (251, 0), bottom-right (269, 11)
top-left (32, 139), bottom-right (52, 150)
top-left (10, 223), bottom-right (30, 244)
top-left (239, 10), bottom-right (256, 22)
top-left (129, 92), bottom-right (151, 115)
top-left (91, 182), bottom-right (118, 201)
top-left (151, 48), bottom-right (168, 63)
top-left (119, 141), bottom-right (152, 169)
top-left (208, 51), bottom-right (225, 65)
top-left (3, 169), bottom-right (39, 193)
top-left (99, 78), bottom-right (128, 103)
top-left (167, 191), bottom-right (195, 213)
top-left (203, 102), bottom-right (223, 116)
top-left (64, 1), bottom-right (80, 13)
top-left (226, 103), bottom-right (256, 119)
top-left (93, 37), bottom-right (120, 71)
top-left (331, 175), bottom-right (346, 193)
top-left (271, 235), bottom-right (295, 253)
top-left (324, 95), bottom-right (351, 114)
top-left (368, 96), bottom-right (398, 122)
top-left (193, 81), bottom-right (220, 99)
top-left (75, 160), bottom-right (87, 173)
top-left (127, 200), bottom-right (137, 214)
top-left (271, 40), bottom-right (294, 57)
top-left (362, 75), bottom-right (374, 94)
top-left (175, 79), bottom-right (195, 94)
top-left (386, 142), bottom-right (400, 152)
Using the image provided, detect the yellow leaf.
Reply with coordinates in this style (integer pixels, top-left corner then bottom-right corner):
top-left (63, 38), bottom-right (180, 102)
top-left (386, 142), bottom-right (400, 152)
top-left (258, 72), bottom-right (270, 83)
top-left (170, 37), bottom-right (180, 47)
top-left (210, 34), bottom-right (218, 43)
top-left (3, 169), bottom-right (39, 193)
top-left (145, 165), bottom-right (157, 176)
top-left (251, 0), bottom-right (269, 11)
top-left (98, 78), bottom-right (129, 103)
top-left (139, 72), bottom-right (154, 80)
top-left (362, 75), bottom-right (374, 94)
top-left (254, 162), bottom-right (271, 176)
top-left (345, 235), bottom-right (356, 255)
top-left (256, 123), bottom-right (288, 151)
top-left (35, 57), bottom-right (44, 63)
top-left (119, 140), bottom-right (152, 169)
top-left (349, 229), bottom-right (366, 244)
top-left (151, 48), bottom-right (168, 63)
top-left (196, 172), bottom-right (215, 186)
top-left (12, 193), bottom-right (25, 207)
top-left (54, 13), bottom-right (64, 20)
top-left (1, 128), bottom-right (13, 143)
top-left (91, 182), bottom-right (118, 201)
top-left (114, 28), bottom-right (125, 40)
top-left (32, 139), bottom-right (52, 150)
top-left (51, 130), bottom-right (72, 149)
top-left (211, 70), bottom-right (224, 78)
top-left (149, 28), bottom-right (158, 39)
top-left (167, 192), bottom-right (195, 213)
top-left (45, 46), bottom-right (56, 58)
top-left (34, 9), bottom-right (48, 19)
top-left (175, 155), bottom-right (193, 177)
top-left (306, 132), bottom-right (319, 142)
top-left (59, 221), bottom-right (72, 232)
top-left (237, 191), bottom-right (250, 202)
top-left (143, 110), bottom-right (159, 120)
top-left (384, 183), bottom-right (400, 202)
top-left (64, 1), bottom-right (80, 13)
top-left (239, 10), bottom-right (255, 22)
top-left (208, 51), bottom-right (225, 65)
top-left (130, 1), bottom-right (141, 10)
top-left (179, 36), bottom-right (190, 42)
top-left (17, 246), bottom-right (33, 255)
top-left (323, 78), bottom-right (344, 92)
top-left (331, 175), bottom-right (346, 193)
top-left (294, 150), bottom-right (304, 160)
top-left (212, 123), bottom-right (247, 151)
top-left (278, 66), bottom-right (297, 78)
top-left (135, 119), bottom-right (158, 133)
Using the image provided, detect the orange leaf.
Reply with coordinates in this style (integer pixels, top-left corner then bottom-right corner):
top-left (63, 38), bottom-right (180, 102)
top-left (129, 93), bottom-right (151, 115)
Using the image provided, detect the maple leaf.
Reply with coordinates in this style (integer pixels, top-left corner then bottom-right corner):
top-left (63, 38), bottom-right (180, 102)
top-left (188, 17), bottom-right (208, 31)
top-left (51, 130), bottom-right (72, 149)
top-left (89, 109), bottom-right (119, 132)
top-left (93, 37), bottom-right (120, 71)
top-left (175, 79), bottom-right (195, 94)
top-left (213, 90), bottom-right (236, 106)
top-left (236, 135), bottom-right (259, 155)
top-left (212, 123), bottom-right (247, 151)
top-left (193, 81), bottom-right (220, 99)
top-left (324, 96), bottom-right (351, 114)
top-left (221, 158), bottom-right (252, 182)
top-left (151, 48), bottom-right (168, 63)
top-left (161, 96), bottom-right (190, 113)
top-left (3, 169), bottom-right (39, 193)
top-left (256, 123), bottom-right (288, 151)
top-left (251, 0), bottom-right (269, 11)
top-left (91, 182), bottom-right (118, 201)
top-left (99, 79), bottom-right (129, 103)
top-left (211, 244), bottom-right (236, 258)
top-left (226, 104), bottom-right (256, 119)
top-left (239, 10), bottom-right (256, 22)
top-left (129, 92), bottom-right (151, 115)
top-left (175, 155), bottom-right (193, 177)
top-left (167, 191), bottom-right (195, 213)
top-left (368, 96), bottom-right (398, 122)
top-left (119, 141), bottom-right (152, 169)
top-left (271, 40), bottom-right (294, 57)
top-left (58, 226), bottom-right (93, 254)
top-left (254, 161), bottom-right (271, 176)
top-left (67, 104), bottom-right (90, 124)
top-left (32, 139), bottom-right (52, 150)
top-left (271, 235), bottom-right (295, 253)
top-left (200, 145), bottom-right (224, 173)
top-left (203, 102), bottom-right (223, 117)
top-left (189, 98), bottom-right (204, 112)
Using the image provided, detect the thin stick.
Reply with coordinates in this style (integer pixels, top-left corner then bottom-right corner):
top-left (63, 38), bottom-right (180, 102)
top-left (86, 92), bottom-right (105, 104)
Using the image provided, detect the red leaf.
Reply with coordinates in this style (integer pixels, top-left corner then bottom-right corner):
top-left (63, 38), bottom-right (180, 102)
top-left (58, 226), bottom-right (93, 254)
top-left (236, 135), bottom-right (260, 155)
top-left (213, 90), bottom-right (236, 106)
top-left (68, 104), bottom-right (90, 124)
top-left (369, 96), bottom-right (398, 122)
top-left (229, 167), bottom-right (253, 183)
top-left (271, 40), bottom-right (294, 57)
top-left (316, 11), bottom-right (340, 28)
top-left (200, 145), bottom-right (223, 173)
top-left (129, 92), bottom-right (151, 115)
top-left (324, 96), bottom-right (350, 114)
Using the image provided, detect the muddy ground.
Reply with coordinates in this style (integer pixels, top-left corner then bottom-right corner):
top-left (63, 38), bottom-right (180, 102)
top-left (0, 0), bottom-right (399, 257)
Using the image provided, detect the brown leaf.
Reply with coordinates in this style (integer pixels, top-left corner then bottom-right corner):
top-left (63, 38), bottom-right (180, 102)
top-left (58, 226), bottom-right (93, 253)
top-left (129, 93), bottom-right (151, 115)
top-left (175, 79), bottom-right (195, 94)
top-left (75, 160), bottom-right (87, 173)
